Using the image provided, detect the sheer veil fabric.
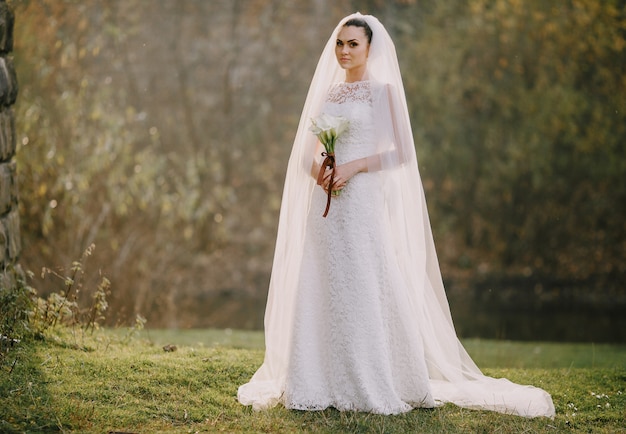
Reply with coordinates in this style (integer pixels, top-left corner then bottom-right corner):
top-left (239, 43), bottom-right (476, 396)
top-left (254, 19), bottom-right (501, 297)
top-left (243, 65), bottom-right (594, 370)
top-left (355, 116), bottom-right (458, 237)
top-left (237, 13), bottom-right (555, 418)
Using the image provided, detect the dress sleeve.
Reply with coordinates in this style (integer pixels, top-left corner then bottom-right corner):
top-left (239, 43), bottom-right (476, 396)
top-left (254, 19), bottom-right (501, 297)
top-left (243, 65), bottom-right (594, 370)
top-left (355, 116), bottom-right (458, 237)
top-left (365, 82), bottom-right (415, 172)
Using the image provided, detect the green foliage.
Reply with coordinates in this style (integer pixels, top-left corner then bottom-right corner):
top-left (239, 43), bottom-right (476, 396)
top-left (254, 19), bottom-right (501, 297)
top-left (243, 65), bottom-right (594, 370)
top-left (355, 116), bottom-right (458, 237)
top-left (9, 0), bottom-right (626, 328)
top-left (402, 0), bottom-right (626, 281)
top-left (1, 243), bottom-right (116, 367)
top-left (13, 2), bottom-right (173, 326)
top-left (29, 244), bottom-right (112, 336)
top-left (0, 265), bottom-right (34, 343)
top-left (12, 0), bottom-right (293, 327)
top-left (0, 329), bottom-right (624, 433)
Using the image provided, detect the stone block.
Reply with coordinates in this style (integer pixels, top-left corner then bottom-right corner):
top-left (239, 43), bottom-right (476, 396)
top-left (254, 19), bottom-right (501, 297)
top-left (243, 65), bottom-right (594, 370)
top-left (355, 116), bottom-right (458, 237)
top-left (0, 210), bottom-right (7, 266)
top-left (0, 56), bottom-right (18, 106)
top-left (7, 207), bottom-right (19, 260)
top-left (0, 1), bottom-right (14, 54)
top-left (0, 106), bottom-right (15, 162)
top-left (0, 207), bottom-right (20, 264)
top-left (0, 159), bottom-right (16, 215)
top-left (0, 263), bottom-right (24, 291)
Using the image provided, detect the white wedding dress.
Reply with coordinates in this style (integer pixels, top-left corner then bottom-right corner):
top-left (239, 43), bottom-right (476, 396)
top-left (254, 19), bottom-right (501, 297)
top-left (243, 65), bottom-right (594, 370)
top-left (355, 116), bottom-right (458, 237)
top-left (238, 13), bottom-right (555, 419)
top-left (282, 81), bottom-right (435, 414)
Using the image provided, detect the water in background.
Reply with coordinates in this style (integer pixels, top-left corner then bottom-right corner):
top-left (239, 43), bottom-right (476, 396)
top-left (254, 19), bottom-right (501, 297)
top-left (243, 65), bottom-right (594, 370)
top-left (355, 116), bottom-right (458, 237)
top-left (178, 280), bottom-right (626, 343)
top-left (448, 276), bottom-right (626, 343)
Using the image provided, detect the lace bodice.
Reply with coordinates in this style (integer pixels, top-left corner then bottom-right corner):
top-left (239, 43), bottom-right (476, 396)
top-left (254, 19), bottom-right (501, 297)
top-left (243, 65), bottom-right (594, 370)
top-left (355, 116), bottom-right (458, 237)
top-left (326, 80), bottom-right (373, 105)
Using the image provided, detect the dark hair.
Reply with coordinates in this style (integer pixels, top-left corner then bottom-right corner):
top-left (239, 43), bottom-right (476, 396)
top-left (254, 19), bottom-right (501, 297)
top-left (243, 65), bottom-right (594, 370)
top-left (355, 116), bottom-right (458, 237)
top-left (343, 18), bottom-right (372, 44)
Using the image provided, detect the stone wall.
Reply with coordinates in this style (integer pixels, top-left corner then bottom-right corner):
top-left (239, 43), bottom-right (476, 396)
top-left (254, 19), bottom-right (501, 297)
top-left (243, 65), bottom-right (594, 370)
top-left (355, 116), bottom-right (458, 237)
top-left (0, 0), bottom-right (19, 270)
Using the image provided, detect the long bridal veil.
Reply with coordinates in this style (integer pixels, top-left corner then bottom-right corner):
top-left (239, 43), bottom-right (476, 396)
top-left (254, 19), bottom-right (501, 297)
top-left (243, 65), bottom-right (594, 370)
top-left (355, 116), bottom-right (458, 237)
top-left (238, 13), bottom-right (555, 418)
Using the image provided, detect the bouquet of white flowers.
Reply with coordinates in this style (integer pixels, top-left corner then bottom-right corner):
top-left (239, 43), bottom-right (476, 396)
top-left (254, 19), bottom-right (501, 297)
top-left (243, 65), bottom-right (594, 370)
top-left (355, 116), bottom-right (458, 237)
top-left (309, 113), bottom-right (349, 217)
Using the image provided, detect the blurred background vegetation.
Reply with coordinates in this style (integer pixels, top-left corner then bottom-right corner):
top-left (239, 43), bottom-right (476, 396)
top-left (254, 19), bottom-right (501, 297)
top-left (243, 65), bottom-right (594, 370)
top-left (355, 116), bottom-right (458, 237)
top-left (8, 0), bottom-right (626, 341)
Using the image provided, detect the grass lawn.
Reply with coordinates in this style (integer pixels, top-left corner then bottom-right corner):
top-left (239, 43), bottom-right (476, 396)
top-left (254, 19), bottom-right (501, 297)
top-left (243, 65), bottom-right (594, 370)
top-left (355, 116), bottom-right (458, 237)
top-left (1, 327), bottom-right (624, 433)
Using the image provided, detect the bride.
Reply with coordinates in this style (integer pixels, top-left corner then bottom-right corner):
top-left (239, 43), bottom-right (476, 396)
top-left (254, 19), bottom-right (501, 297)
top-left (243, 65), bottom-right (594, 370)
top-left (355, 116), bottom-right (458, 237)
top-left (238, 13), bottom-right (555, 418)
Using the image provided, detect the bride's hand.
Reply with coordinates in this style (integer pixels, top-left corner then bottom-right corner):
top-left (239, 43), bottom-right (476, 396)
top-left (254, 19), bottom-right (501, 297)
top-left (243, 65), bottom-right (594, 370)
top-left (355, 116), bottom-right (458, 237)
top-left (322, 158), bottom-right (368, 192)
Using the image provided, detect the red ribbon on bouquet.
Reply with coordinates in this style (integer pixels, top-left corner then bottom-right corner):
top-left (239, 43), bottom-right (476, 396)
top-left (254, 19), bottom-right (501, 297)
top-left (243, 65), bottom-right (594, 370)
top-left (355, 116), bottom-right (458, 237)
top-left (316, 151), bottom-right (335, 218)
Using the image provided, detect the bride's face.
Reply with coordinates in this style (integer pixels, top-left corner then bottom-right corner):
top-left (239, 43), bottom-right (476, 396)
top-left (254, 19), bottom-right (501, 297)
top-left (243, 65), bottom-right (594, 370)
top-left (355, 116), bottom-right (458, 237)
top-left (335, 26), bottom-right (370, 72)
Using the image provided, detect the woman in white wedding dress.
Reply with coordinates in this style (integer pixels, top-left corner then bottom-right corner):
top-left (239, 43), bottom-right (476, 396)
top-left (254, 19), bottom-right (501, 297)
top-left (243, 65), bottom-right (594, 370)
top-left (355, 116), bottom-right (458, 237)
top-left (238, 13), bottom-right (555, 418)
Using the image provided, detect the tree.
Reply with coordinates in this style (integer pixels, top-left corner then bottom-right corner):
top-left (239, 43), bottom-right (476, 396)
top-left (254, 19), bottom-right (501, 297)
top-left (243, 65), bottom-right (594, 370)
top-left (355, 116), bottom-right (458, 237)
top-left (403, 0), bottom-right (626, 284)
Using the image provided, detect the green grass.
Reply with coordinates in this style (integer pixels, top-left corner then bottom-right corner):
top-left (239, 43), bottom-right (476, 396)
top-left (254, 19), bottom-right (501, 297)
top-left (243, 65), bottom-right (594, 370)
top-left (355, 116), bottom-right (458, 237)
top-left (1, 328), bottom-right (625, 433)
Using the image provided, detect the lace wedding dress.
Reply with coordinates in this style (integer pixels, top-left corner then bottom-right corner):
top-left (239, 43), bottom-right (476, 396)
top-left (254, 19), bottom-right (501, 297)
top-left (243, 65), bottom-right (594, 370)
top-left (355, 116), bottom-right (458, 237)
top-left (282, 81), bottom-right (435, 414)
top-left (238, 13), bottom-right (555, 419)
